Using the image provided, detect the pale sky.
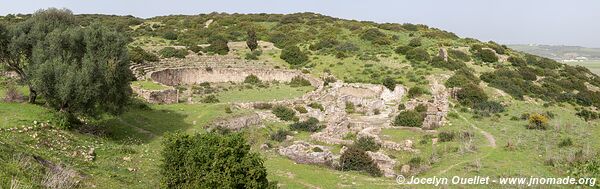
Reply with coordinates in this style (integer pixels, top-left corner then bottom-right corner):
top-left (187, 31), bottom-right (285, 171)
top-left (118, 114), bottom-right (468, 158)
top-left (1, 0), bottom-right (599, 47)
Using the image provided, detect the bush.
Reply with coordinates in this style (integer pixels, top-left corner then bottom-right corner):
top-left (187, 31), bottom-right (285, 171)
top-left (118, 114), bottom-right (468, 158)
top-left (280, 46), bottom-right (308, 65)
top-left (244, 74), bottom-right (261, 84)
top-left (162, 31), bottom-right (178, 40)
top-left (414, 104), bottom-right (427, 113)
top-left (253, 103), bottom-right (273, 110)
top-left (448, 49), bottom-right (471, 62)
top-left (406, 48), bottom-right (430, 61)
top-left (345, 102), bottom-right (355, 113)
top-left (360, 28), bottom-right (390, 45)
top-left (160, 132), bottom-right (273, 188)
top-left (201, 95), bottom-right (220, 103)
top-left (339, 146), bottom-right (382, 177)
top-left (576, 109), bottom-right (600, 121)
top-left (270, 129), bottom-right (291, 142)
top-left (294, 106), bottom-right (308, 113)
top-left (289, 76), bottom-right (311, 87)
top-left (473, 101), bottom-right (505, 116)
top-left (129, 46), bottom-right (159, 63)
top-left (394, 46), bottom-right (413, 55)
top-left (187, 45), bottom-right (203, 53)
top-left (224, 106), bottom-right (233, 114)
top-left (245, 50), bottom-right (262, 60)
top-left (354, 136), bottom-right (381, 152)
top-left (408, 38), bottom-right (422, 47)
top-left (445, 68), bottom-right (479, 88)
top-left (508, 56), bottom-right (526, 67)
top-left (206, 35), bottom-right (229, 55)
top-left (558, 138), bottom-right (573, 147)
top-left (476, 49), bottom-right (498, 63)
top-left (527, 113), bottom-right (549, 130)
top-left (408, 86), bottom-right (428, 98)
top-left (393, 110), bottom-right (424, 127)
top-left (382, 77), bottom-right (396, 91)
top-left (438, 131), bottom-right (455, 142)
top-left (289, 117), bottom-right (321, 132)
top-left (408, 157), bottom-right (423, 167)
top-left (456, 84), bottom-right (488, 107)
top-left (272, 106), bottom-right (296, 121)
top-left (308, 102), bottom-right (325, 111)
top-left (159, 47), bottom-right (188, 58)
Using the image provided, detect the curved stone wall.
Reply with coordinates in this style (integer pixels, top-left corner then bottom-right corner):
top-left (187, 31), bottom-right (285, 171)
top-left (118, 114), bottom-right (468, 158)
top-left (149, 67), bottom-right (323, 88)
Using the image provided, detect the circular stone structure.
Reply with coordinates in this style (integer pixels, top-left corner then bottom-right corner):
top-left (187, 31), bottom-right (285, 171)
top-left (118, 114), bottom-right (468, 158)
top-left (149, 67), bottom-right (323, 88)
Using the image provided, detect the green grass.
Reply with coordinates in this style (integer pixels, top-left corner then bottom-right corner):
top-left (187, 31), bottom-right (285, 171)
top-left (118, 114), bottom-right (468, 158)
top-left (131, 80), bottom-right (169, 90)
top-left (215, 84), bottom-right (313, 103)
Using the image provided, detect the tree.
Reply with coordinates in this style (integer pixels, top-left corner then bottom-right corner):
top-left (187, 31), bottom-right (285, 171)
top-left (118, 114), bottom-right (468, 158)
top-left (246, 30), bottom-right (259, 51)
top-left (280, 45), bottom-right (308, 65)
top-left (29, 23), bottom-right (132, 117)
top-left (354, 136), bottom-right (381, 152)
top-left (129, 46), bottom-right (159, 64)
top-left (0, 8), bottom-right (77, 103)
top-left (161, 132), bottom-right (274, 188)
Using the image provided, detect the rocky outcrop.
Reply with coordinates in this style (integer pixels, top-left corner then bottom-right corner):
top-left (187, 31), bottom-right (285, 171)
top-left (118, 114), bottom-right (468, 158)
top-left (439, 48), bottom-right (448, 61)
top-left (150, 67), bottom-right (323, 88)
top-left (132, 86), bottom-right (178, 104)
top-left (278, 141), bottom-right (334, 166)
top-left (366, 151), bottom-right (397, 178)
top-left (211, 113), bottom-right (262, 130)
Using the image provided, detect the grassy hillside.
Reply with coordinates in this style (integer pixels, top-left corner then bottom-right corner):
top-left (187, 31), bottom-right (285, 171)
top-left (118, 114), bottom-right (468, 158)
top-left (2, 12), bottom-right (600, 188)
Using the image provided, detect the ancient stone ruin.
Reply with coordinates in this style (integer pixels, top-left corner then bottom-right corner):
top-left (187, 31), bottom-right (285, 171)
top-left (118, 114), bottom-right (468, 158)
top-left (131, 85), bottom-right (178, 104)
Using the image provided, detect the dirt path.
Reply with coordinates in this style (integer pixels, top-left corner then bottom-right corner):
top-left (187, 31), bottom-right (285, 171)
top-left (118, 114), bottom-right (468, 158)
top-left (457, 113), bottom-right (497, 148)
top-left (436, 111), bottom-right (497, 176)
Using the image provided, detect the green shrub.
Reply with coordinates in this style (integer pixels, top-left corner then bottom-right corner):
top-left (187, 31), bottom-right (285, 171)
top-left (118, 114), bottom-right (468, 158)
top-left (206, 35), bottom-right (229, 55)
top-left (272, 106), bottom-right (296, 121)
top-left (201, 95), bottom-right (220, 103)
top-left (360, 28), bottom-right (390, 45)
top-left (473, 101), bottom-right (504, 116)
top-left (438, 131), bottom-right (455, 142)
top-left (406, 48), bottom-right (430, 61)
top-left (345, 102), bottom-right (356, 113)
top-left (159, 47), bottom-right (188, 58)
top-left (408, 86), bottom-right (428, 98)
top-left (382, 77), bottom-right (396, 91)
top-left (289, 117), bottom-right (321, 132)
top-left (408, 38), bottom-right (422, 47)
top-left (312, 147), bottom-right (323, 152)
top-left (394, 46), bottom-right (413, 55)
top-left (162, 31), bottom-right (178, 40)
top-left (414, 104), bottom-right (427, 113)
top-left (476, 49), bottom-right (498, 63)
top-left (408, 157), bottom-right (423, 167)
top-left (445, 68), bottom-right (479, 88)
top-left (245, 50), bottom-right (262, 60)
top-left (280, 46), bottom-right (308, 65)
top-left (448, 49), bottom-right (471, 62)
top-left (244, 74), bottom-right (261, 84)
top-left (339, 146), bottom-right (382, 177)
top-left (576, 109), bottom-right (600, 121)
top-left (354, 136), bottom-right (381, 152)
top-left (270, 129), bottom-right (291, 142)
top-left (294, 106), bottom-right (308, 113)
top-left (508, 56), bottom-right (526, 67)
top-left (289, 76), bottom-right (311, 87)
top-left (129, 46), bottom-right (159, 63)
top-left (558, 138), bottom-right (573, 147)
top-left (187, 45), bottom-right (203, 53)
top-left (456, 84), bottom-right (488, 107)
top-left (308, 102), bottom-right (325, 111)
top-left (225, 106), bottom-right (233, 114)
top-left (393, 110), bottom-right (424, 127)
top-left (160, 132), bottom-right (274, 188)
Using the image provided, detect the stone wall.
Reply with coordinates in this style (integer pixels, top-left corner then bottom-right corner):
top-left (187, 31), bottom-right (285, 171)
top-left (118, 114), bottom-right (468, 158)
top-left (132, 86), bottom-right (178, 104)
top-left (210, 113), bottom-right (262, 131)
top-left (149, 67), bottom-right (323, 88)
